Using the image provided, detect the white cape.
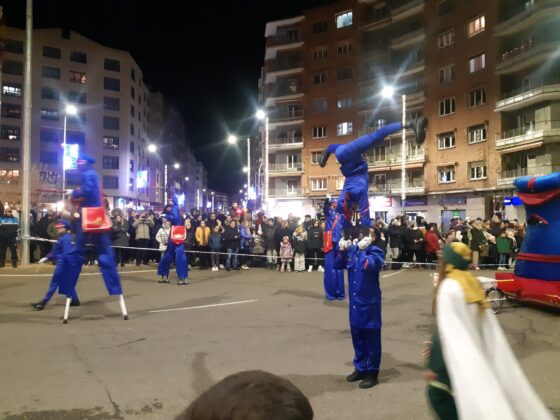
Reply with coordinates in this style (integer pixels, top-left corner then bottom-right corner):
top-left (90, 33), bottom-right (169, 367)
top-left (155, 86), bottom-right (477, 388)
top-left (437, 279), bottom-right (553, 420)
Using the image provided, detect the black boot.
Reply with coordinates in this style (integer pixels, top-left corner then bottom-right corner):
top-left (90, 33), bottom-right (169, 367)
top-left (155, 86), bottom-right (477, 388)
top-left (31, 300), bottom-right (47, 310)
top-left (343, 227), bottom-right (353, 241)
top-left (70, 298), bottom-right (80, 307)
top-left (346, 370), bottom-right (365, 383)
top-left (406, 116), bottom-right (428, 145)
top-left (359, 372), bottom-right (379, 389)
top-left (319, 150), bottom-right (331, 167)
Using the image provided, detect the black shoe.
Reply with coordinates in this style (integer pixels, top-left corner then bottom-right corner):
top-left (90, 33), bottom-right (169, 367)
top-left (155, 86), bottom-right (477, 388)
top-left (120, 262), bottom-right (125, 268)
top-left (407, 116), bottom-right (428, 145)
top-left (70, 298), bottom-right (80, 307)
top-left (346, 370), bottom-right (365, 383)
top-left (32, 300), bottom-right (47, 310)
top-left (319, 150), bottom-right (331, 168)
top-left (359, 372), bottom-right (379, 389)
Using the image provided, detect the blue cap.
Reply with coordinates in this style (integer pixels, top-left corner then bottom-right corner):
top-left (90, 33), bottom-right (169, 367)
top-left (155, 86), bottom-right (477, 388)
top-left (77, 152), bottom-right (96, 165)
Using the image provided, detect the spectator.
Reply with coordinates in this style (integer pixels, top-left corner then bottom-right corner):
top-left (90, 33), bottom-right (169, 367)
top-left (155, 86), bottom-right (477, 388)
top-left (239, 220), bottom-right (253, 270)
top-left (155, 220), bottom-right (171, 255)
top-left (262, 219), bottom-right (278, 270)
top-left (0, 208), bottom-right (19, 268)
top-left (306, 219), bottom-right (323, 272)
top-left (133, 214), bottom-right (154, 266)
top-left (223, 220), bottom-right (240, 271)
top-left (292, 226), bottom-right (308, 272)
top-left (175, 370), bottom-right (313, 420)
top-left (183, 219), bottom-right (196, 268)
top-left (388, 218), bottom-right (404, 270)
top-left (209, 225), bottom-right (222, 271)
top-left (425, 224), bottom-right (441, 269)
top-left (195, 220), bottom-right (211, 269)
top-left (111, 214), bottom-right (129, 267)
top-left (279, 235), bottom-right (293, 272)
top-left (36, 209), bottom-right (54, 257)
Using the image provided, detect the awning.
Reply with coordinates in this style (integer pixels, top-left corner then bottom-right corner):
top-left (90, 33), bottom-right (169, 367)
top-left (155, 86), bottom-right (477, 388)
top-left (498, 141), bottom-right (543, 154)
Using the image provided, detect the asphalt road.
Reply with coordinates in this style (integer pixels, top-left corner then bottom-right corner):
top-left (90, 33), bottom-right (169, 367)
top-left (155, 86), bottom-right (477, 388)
top-left (0, 264), bottom-right (559, 419)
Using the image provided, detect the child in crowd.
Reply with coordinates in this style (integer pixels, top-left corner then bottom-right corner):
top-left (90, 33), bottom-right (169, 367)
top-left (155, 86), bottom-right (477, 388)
top-left (279, 236), bottom-right (293, 272)
top-left (292, 226), bottom-right (308, 272)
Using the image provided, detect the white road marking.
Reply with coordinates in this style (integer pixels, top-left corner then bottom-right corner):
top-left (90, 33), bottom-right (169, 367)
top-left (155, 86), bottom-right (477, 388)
top-left (149, 299), bottom-right (258, 314)
top-left (382, 269), bottom-right (405, 279)
top-left (0, 269), bottom-right (157, 277)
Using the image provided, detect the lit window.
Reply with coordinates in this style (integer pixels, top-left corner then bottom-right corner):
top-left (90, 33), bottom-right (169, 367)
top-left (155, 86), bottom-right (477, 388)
top-left (1, 125), bottom-right (21, 141)
top-left (439, 166), bottom-right (456, 183)
top-left (2, 83), bottom-right (22, 97)
top-left (438, 132), bottom-right (456, 149)
top-left (337, 95), bottom-right (352, 109)
top-left (311, 177), bottom-right (327, 191)
top-left (467, 15), bottom-right (485, 37)
top-left (0, 147), bottom-right (20, 162)
top-left (40, 108), bottom-right (59, 121)
top-left (337, 122), bottom-right (353, 136)
top-left (468, 124), bottom-right (487, 144)
top-left (468, 53), bottom-right (486, 73)
top-left (336, 11), bottom-right (353, 29)
top-left (438, 29), bottom-right (455, 49)
top-left (438, 98), bottom-right (455, 116)
top-left (69, 71), bottom-right (87, 83)
top-left (469, 161), bottom-right (487, 180)
top-left (104, 136), bottom-right (120, 150)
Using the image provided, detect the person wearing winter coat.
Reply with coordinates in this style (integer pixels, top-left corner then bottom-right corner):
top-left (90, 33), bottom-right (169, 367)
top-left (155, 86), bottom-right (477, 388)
top-left (279, 236), bottom-right (293, 272)
top-left (133, 214), bottom-right (154, 266)
top-left (209, 226), bottom-right (223, 271)
top-left (307, 220), bottom-right (323, 272)
top-left (239, 220), bottom-right (253, 270)
top-left (223, 220), bottom-right (240, 271)
top-left (111, 214), bottom-right (129, 267)
top-left (0, 208), bottom-right (20, 268)
top-left (292, 226), bottom-right (308, 272)
top-left (155, 220), bottom-right (171, 253)
top-left (195, 220), bottom-right (211, 269)
top-left (387, 218), bottom-right (403, 269)
top-left (424, 224), bottom-right (441, 269)
top-left (262, 219), bottom-right (279, 269)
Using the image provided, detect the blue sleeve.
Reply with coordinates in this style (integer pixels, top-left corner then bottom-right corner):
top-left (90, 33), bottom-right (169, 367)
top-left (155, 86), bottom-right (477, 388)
top-left (363, 246), bottom-right (384, 272)
top-left (49, 236), bottom-right (66, 261)
top-left (240, 226), bottom-right (252, 239)
top-left (334, 248), bottom-right (347, 270)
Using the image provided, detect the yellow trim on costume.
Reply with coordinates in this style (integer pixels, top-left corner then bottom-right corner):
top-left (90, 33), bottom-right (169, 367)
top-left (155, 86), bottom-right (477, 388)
top-left (429, 381), bottom-right (453, 395)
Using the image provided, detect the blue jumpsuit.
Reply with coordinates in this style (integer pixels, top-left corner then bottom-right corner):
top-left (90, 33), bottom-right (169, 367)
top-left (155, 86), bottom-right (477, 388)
top-left (326, 122), bottom-right (404, 229)
top-left (323, 199), bottom-right (345, 300)
top-left (157, 197), bottom-right (188, 280)
top-left (337, 244), bottom-right (385, 373)
top-left (64, 166), bottom-right (123, 296)
top-left (42, 233), bottom-right (80, 302)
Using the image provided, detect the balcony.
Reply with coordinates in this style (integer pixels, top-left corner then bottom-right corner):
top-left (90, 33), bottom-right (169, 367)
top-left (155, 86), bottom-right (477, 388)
top-left (366, 150), bottom-right (426, 169)
top-left (268, 33), bottom-right (302, 47)
top-left (268, 56), bottom-right (303, 73)
top-left (495, 0), bottom-right (560, 37)
top-left (268, 137), bottom-right (304, 150)
top-left (269, 109), bottom-right (304, 123)
top-left (497, 164), bottom-right (560, 187)
top-left (495, 77), bottom-right (560, 112)
top-left (390, 27), bottom-right (425, 50)
top-left (496, 120), bottom-right (560, 150)
top-left (269, 162), bottom-right (303, 175)
top-left (369, 179), bottom-right (426, 194)
top-left (400, 58), bottom-right (425, 77)
top-left (391, 0), bottom-right (425, 23)
top-left (360, 7), bottom-right (391, 31)
top-left (496, 40), bottom-right (559, 75)
top-left (269, 187), bottom-right (304, 198)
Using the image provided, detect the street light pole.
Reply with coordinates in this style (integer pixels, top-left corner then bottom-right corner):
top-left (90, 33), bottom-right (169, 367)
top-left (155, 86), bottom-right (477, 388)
top-left (401, 94), bottom-right (407, 216)
top-left (164, 164), bottom-right (168, 204)
top-left (247, 137), bottom-right (251, 195)
top-left (264, 117), bottom-right (269, 209)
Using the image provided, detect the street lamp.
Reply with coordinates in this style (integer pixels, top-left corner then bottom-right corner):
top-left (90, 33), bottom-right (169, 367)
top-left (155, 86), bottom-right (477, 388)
top-left (174, 162), bottom-right (180, 169)
top-left (256, 109), bottom-right (269, 209)
top-left (227, 134), bottom-right (251, 200)
top-left (62, 104), bottom-right (78, 202)
top-left (381, 85), bottom-right (407, 215)
top-left (147, 144), bottom-right (157, 153)
top-left (211, 191), bottom-right (215, 211)
top-left (184, 176), bottom-right (189, 181)
top-left (242, 166), bottom-right (248, 173)
top-left (227, 134), bottom-right (238, 144)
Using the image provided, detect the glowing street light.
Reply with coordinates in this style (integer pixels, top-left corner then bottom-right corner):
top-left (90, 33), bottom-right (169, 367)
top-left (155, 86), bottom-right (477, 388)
top-left (184, 176), bottom-right (189, 181)
top-left (227, 134), bottom-right (238, 144)
top-left (147, 144), bottom-right (157, 153)
top-left (173, 163), bottom-right (180, 169)
top-left (381, 85), bottom-right (395, 98)
top-left (242, 166), bottom-right (248, 173)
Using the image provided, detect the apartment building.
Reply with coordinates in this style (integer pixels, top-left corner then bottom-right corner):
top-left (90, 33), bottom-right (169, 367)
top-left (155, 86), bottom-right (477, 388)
top-left (0, 27), bottom-right (205, 212)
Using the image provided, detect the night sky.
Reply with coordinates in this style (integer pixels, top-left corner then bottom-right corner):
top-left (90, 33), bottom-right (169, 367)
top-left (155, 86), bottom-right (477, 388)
top-left (2, 0), bottom-right (337, 194)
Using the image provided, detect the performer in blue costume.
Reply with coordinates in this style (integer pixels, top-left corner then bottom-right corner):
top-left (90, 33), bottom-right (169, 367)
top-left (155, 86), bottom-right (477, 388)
top-left (31, 219), bottom-right (81, 310)
top-left (64, 152), bottom-right (127, 323)
top-left (157, 195), bottom-right (188, 285)
top-left (336, 233), bottom-right (385, 389)
top-left (323, 196), bottom-right (345, 300)
top-left (320, 117), bottom-right (428, 238)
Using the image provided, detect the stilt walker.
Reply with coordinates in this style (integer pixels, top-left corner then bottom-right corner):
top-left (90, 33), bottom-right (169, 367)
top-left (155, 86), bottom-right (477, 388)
top-left (320, 118), bottom-right (428, 238)
top-left (157, 194), bottom-right (188, 285)
top-left (323, 196), bottom-right (345, 300)
top-left (62, 152), bottom-right (128, 324)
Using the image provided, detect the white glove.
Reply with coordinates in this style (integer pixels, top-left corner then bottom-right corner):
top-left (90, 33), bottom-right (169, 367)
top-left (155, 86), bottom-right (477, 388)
top-left (338, 238), bottom-right (352, 251)
top-left (39, 257), bottom-right (49, 264)
top-left (326, 193), bottom-right (332, 200)
top-left (358, 236), bottom-right (372, 250)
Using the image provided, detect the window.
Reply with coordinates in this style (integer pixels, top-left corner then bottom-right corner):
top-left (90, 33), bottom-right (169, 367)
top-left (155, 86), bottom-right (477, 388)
top-left (337, 95), bottom-right (352, 109)
top-left (103, 116), bottom-right (119, 130)
top-left (337, 40), bottom-right (352, 55)
top-left (438, 132), bottom-right (456, 149)
top-left (104, 77), bottom-right (120, 91)
top-left (67, 131), bottom-right (85, 145)
top-left (439, 64), bottom-right (455, 83)
top-left (373, 146), bottom-right (386, 162)
top-left (438, 0), bottom-right (454, 16)
top-left (0, 147), bottom-right (20, 162)
top-left (1, 125), bottom-right (21, 141)
top-left (103, 136), bottom-right (120, 150)
top-left (5, 39), bottom-right (23, 54)
top-left (313, 72), bottom-right (327, 85)
top-left (468, 124), bottom-right (487, 144)
top-left (336, 11), bottom-right (353, 28)
top-left (438, 98), bottom-right (455, 116)
top-left (311, 151), bottom-right (323, 165)
top-left (40, 108), bottom-right (60, 121)
top-left (312, 46), bottom-right (328, 60)
top-left (2, 82), bottom-right (22, 97)
top-left (41, 87), bottom-right (59, 101)
top-left (336, 66), bottom-right (352, 81)
top-left (312, 20), bottom-right (328, 33)
top-left (312, 98), bottom-right (327, 113)
top-left (68, 91), bottom-right (87, 104)
top-left (40, 151), bottom-right (58, 164)
top-left (335, 176), bottom-right (345, 190)
top-left (104, 58), bottom-right (120, 72)
top-left (312, 126), bottom-right (327, 138)
top-left (468, 87), bottom-right (486, 107)
top-left (439, 165), bottom-right (456, 183)
top-left (131, 68), bottom-right (136, 81)
top-left (102, 156), bottom-right (119, 169)
top-left (467, 15), bottom-right (485, 37)
top-left (40, 127), bottom-right (60, 143)
top-left (130, 123), bottom-right (135, 136)
top-left (2, 104), bottom-right (22, 119)
top-left (469, 161), bottom-right (487, 180)
top-left (69, 71), bottom-right (87, 83)
top-left (130, 141), bottom-right (135, 153)
top-left (103, 176), bottom-right (119, 189)
top-left (70, 51), bottom-right (87, 63)
top-left (373, 174), bottom-right (387, 191)
top-left (4, 60), bottom-right (23, 75)
top-left (103, 96), bottom-right (120, 111)
top-left (130, 159), bottom-right (135, 172)
top-left (42, 66), bottom-right (60, 79)
top-left (310, 177), bottom-right (327, 191)
top-left (468, 53), bottom-right (485, 73)
top-left (131, 86), bottom-right (135, 99)
top-left (337, 122), bottom-right (353, 136)
top-left (131, 104), bottom-right (135, 117)
top-left (0, 170), bottom-right (20, 184)
top-left (42, 46), bottom-right (61, 59)
top-left (438, 29), bottom-right (455, 49)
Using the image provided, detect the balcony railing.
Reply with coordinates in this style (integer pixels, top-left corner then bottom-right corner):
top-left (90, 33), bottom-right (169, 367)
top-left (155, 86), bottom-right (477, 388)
top-left (270, 87), bottom-right (303, 97)
top-left (269, 137), bottom-right (304, 148)
top-left (498, 164), bottom-right (560, 186)
top-left (268, 33), bottom-right (301, 47)
top-left (366, 150), bottom-right (425, 166)
top-left (269, 109), bottom-right (304, 122)
top-left (391, 27), bottom-right (424, 49)
top-left (496, 0), bottom-right (560, 34)
top-left (269, 187), bottom-right (304, 197)
top-left (361, 7), bottom-right (390, 27)
top-left (496, 40), bottom-right (558, 72)
top-left (496, 120), bottom-right (560, 147)
top-left (497, 77), bottom-right (560, 105)
top-left (391, 0), bottom-right (424, 20)
top-left (269, 162), bottom-right (303, 173)
top-left (369, 179), bottom-right (425, 193)
top-left (268, 56), bottom-right (303, 72)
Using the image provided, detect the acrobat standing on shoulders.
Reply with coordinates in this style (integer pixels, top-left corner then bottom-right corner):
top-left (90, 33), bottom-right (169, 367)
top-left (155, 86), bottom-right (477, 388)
top-left (322, 195), bottom-right (345, 300)
top-left (157, 194), bottom-right (188, 285)
top-left (320, 117), bottom-right (428, 238)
